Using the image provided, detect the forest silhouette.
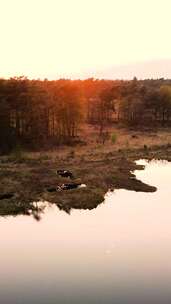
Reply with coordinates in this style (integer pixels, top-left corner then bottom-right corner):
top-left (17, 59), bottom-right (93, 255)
top-left (1, 76), bottom-right (171, 153)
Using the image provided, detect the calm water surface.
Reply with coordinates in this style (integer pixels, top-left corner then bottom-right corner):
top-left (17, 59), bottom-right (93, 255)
top-left (1, 160), bottom-right (171, 304)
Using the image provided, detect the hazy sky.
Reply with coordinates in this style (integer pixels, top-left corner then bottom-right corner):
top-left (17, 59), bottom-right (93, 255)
top-left (0, 0), bottom-right (171, 79)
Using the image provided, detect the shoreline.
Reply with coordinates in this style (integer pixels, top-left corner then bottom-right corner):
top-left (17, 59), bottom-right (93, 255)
top-left (0, 143), bottom-right (171, 218)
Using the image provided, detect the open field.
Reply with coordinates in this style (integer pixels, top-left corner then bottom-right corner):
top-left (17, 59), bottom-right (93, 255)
top-left (0, 125), bottom-right (171, 219)
top-left (10, 124), bottom-right (171, 160)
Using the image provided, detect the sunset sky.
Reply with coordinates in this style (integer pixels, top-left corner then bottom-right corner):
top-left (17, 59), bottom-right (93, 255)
top-left (1, 0), bottom-right (171, 79)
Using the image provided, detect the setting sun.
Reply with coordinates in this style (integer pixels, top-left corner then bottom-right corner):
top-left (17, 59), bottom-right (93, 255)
top-left (1, 2), bottom-right (171, 304)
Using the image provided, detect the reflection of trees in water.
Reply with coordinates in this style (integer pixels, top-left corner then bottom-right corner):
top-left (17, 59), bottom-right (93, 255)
top-left (0, 174), bottom-right (157, 221)
top-left (0, 196), bottom-right (101, 220)
top-left (57, 204), bottom-right (71, 215)
top-left (30, 201), bottom-right (48, 221)
top-left (0, 200), bottom-right (49, 221)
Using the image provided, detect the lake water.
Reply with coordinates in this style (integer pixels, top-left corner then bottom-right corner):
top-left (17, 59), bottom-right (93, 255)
top-left (1, 160), bottom-right (171, 304)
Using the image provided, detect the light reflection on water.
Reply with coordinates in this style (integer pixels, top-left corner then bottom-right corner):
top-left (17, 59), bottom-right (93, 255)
top-left (1, 160), bottom-right (171, 304)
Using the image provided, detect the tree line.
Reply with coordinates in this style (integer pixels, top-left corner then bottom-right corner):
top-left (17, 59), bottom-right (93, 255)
top-left (0, 76), bottom-right (171, 153)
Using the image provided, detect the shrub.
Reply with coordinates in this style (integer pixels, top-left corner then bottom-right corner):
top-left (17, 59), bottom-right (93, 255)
top-left (11, 144), bottom-right (25, 161)
top-left (111, 133), bottom-right (117, 144)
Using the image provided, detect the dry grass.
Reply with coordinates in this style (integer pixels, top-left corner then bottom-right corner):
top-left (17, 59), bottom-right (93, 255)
top-left (0, 124), bottom-right (171, 218)
top-left (2, 125), bottom-right (168, 164)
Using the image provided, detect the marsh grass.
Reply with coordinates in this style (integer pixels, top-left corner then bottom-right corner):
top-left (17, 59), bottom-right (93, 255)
top-left (0, 126), bottom-right (171, 218)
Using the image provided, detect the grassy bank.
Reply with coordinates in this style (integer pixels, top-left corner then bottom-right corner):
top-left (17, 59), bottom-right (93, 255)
top-left (0, 127), bottom-right (171, 218)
